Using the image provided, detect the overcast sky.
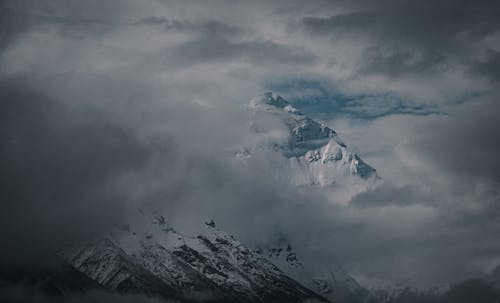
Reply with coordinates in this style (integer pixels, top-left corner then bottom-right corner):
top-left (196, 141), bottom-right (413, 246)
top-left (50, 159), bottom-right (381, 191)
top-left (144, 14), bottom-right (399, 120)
top-left (1, 0), bottom-right (500, 290)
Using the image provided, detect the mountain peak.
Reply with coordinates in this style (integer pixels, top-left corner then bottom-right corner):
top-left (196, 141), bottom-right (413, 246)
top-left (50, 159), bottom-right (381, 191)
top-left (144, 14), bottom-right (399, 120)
top-left (246, 92), bottom-right (380, 185)
top-left (249, 92), bottom-right (291, 109)
top-left (205, 219), bottom-right (216, 228)
top-left (60, 211), bottom-right (329, 303)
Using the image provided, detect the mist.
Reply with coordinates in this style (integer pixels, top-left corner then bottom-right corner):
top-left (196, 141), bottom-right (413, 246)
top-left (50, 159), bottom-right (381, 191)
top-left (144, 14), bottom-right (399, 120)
top-left (1, 0), bottom-right (500, 299)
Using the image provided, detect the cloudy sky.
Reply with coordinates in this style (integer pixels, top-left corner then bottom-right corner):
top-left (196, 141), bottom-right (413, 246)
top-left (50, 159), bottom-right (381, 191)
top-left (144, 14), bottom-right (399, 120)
top-left (1, 0), bottom-right (500, 290)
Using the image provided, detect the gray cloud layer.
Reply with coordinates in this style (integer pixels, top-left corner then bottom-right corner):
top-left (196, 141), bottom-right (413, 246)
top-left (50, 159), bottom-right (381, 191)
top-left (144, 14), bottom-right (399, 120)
top-left (0, 79), bottom-right (150, 270)
top-left (0, 0), bottom-right (500, 296)
top-left (300, 0), bottom-right (500, 51)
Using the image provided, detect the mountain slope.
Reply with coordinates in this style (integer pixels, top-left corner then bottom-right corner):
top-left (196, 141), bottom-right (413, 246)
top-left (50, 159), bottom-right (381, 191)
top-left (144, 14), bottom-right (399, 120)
top-left (59, 211), bottom-right (329, 303)
top-left (246, 92), bottom-right (379, 187)
top-left (258, 241), bottom-right (375, 303)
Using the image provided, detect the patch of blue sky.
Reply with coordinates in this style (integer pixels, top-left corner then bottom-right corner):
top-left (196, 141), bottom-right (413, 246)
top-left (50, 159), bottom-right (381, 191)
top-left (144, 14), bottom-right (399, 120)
top-left (265, 79), bottom-right (440, 121)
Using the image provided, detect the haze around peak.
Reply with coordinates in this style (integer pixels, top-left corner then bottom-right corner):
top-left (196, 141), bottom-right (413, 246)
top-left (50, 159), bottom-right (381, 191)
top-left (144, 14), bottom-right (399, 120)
top-left (0, 0), bottom-right (499, 294)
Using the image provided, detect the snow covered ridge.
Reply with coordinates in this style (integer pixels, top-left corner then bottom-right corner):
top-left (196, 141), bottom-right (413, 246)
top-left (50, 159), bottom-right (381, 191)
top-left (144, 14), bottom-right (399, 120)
top-left (59, 210), bottom-right (330, 303)
top-left (245, 92), bottom-right (380, 187)
top-left (258, 241), bottom-right (375, 303)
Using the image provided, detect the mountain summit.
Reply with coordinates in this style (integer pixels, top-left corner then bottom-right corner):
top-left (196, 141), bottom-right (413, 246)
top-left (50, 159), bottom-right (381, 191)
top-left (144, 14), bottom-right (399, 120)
top-left (246, 92), bottom-right (379, 186)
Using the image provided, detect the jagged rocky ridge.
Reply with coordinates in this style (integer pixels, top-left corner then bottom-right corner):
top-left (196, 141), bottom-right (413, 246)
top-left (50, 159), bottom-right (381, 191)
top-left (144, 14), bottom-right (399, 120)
top-left (245, 92), bottom-right (379, 186)
top-left (260, 241), bottom-right (500, 303)
top-left (59, 210), bottom-right (330, 303)
top-left (258, 240), bottom-right (375, 303)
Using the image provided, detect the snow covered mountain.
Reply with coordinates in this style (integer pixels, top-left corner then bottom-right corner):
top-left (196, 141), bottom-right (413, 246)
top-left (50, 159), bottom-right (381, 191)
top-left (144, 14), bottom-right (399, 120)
top-left (244, 92), bottom-right (379, 187)
top-left (257, 240), bottom-right (375, 303)
top-left (235, 92), bottom-right (382, 302)
top-left (55, 93), bottom-right (382, 302)
top-left (59, 210), bottom-right (329, 303)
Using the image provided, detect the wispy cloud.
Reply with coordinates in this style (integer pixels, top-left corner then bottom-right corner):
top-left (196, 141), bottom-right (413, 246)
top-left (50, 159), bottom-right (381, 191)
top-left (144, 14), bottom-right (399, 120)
top-left (0, 0), bottom-right (500, 291)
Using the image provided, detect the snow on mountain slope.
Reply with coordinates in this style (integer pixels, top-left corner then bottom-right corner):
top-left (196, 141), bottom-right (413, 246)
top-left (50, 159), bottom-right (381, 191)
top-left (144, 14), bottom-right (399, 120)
top-left (258, 240), bottom-right (375, 303)
top-left (59, 210), bottom-right (329, 303)
top-left (245, 92), bottom-right (379, 187)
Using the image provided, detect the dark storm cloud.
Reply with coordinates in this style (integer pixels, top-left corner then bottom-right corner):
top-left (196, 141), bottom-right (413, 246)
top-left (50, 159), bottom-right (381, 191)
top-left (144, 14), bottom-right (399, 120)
top-left (300, 0), bottom-right (500, 50)
top-left (0, 0), bottom-right (129, 42)
top-left (409, 100), bottom-right (500, 185)
top-left (360, 47), bottom-right (452, 77)
top-left (470, 49), bottom-right (500, 82)
top-left (297, 0), bottom-right (500, 79)
top-left (0, 4), bottom-right (35, 50)
top-left (0, 78), bottom-right (152, 270)
top-left (135, 17), bottom-right (243, 38)
top-left (169, 36), bottom-right (317, 67)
